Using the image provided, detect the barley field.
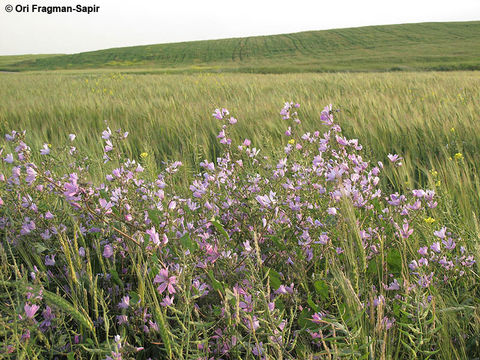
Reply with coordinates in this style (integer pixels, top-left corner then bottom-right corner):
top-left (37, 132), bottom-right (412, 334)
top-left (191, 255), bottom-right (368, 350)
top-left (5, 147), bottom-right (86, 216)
top-left (1, 71), bottom-right (479, 212)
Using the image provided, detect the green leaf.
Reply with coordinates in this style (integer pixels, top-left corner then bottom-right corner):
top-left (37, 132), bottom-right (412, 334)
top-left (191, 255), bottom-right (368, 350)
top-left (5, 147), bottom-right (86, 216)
top-left (367, 259), bottom-right (378, 275)
top-left (275, 298), bottom-right (285, 312)
top-left (151, 253), bottom-right (159, 265)
top-left (307, 298), bottom-right (321, 313)
top-left (33, 243), bottom-right (48, 254)
top-left (148, 209), bottom-right (162, 227)
top-left (267, 268), bottom-right (282, 290)
top-left (313, 280), bottom-right (329, 300)
top-left (129, 291), bottom-right (140, 304)
top-left (387, 249), bottom-right (402, 273)
top-left (208, 270), bottom-right (224, 293)
top-left (179, 233), bottom-right (199, 252)
top-left (271, 236), bottom-right (287, 251)
top-left (110, 269), bottom-right (124, 288)
top-left (210, 219), bottom-right (229, 240)
top-left (297, 308), bottom-right (316, 330)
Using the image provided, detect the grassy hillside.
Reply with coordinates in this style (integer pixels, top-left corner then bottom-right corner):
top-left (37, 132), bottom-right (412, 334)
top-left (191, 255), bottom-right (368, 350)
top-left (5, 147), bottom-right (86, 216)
top-left (0, 54), bottom-right (62, 70)
top-left (2, 21), bottom-right (480, 73)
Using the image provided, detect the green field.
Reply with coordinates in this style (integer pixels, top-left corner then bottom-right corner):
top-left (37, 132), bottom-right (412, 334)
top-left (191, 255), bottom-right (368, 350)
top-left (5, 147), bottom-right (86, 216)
top-left (0, 54), bottom-right (62, 70)
top-left (2, 21), bottom-right (480, 72)
top-left (1, 70), bottom-right (479, 222)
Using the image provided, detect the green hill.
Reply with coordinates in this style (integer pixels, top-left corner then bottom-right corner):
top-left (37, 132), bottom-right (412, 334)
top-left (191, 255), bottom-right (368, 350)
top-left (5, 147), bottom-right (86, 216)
top-left (0, 54), bottom-right (62, 71)
top-left (3, 21), bottom-right (480, 73)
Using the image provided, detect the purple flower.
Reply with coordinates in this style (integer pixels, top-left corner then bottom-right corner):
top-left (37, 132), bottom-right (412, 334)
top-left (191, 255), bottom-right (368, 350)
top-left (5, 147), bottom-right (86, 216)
top-left (387, 154), bottom-right (402, 165)
top-left (69, 134), bottom-right (76, 141)
top-left (418, 247), bottom-right (428, 256)
top-left (443, 238), bottom-right (456, 250)
top-left (327, 207), bottom-right (337, 215)
top-left (104, 140), bottom-right (113, 152)
top-left (5, 131), bottom-right (16, 141)
top-left (384, 279), bottom-right (400, 291)
top-left (24, 303), bottom-right (40, 319)
top-left (212, 108), bottom-right (229, 120)
top-left (434, 227), bottom-right (447, 239)
top-left (99, 198), bottom-right (113, 212)
top-left (409, 260), bottom-right (418, 270)
top-left (116, 315), bottom-right (128, 325)
top-left (103, 244), bottom-right (113, 258)
top-left (256, 191), bottom-right (276, 208)
top-left (418, 257), bottom-right (429, 267)
top-left (382, 317), bottom-right (396, 330)
top-left (373, 295), bottom-right (385, 307)
top-left (252, 342), bottom-right (263, 356)
top-left (418, 273), bottom-right (433, 288)
top-left (154, 269), bottom-right (176, 294)
top-left (25, 166), bottom-right (37, 184)
top-left (4, 153), bottom-right (14, 163)
top-left (160, 295), bottom-right (174, 307)
top-left (275, 283), bottom-right (294, 295)
top-left (311, 312), bottom-right (326, 324)
top-left (45, 255), bottom-right (55, 266)
top-left (40, 306), bottom-right (55, 329)
top-left (118, 296), bottom-right (130, 309)
top-left (400, 222), bottom-right (414, 239)
top-left (102, 127), bottom-right (111, 140)
top-left (430, 242), bottom-right (441, 253)
top-left (146, 226), bottom-right (160, 245)
top-left (40, 144), bottom-right (50, 155)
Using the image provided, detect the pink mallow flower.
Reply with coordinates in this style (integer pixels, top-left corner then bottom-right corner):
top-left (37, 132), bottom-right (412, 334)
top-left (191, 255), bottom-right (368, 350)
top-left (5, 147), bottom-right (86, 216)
top-left (434, 227), bottom-right (447, 239)
top-left (154, 269), bottom-right (176, 295)
top-left (146, 226), bottom-right (160, 245)
top-left (160, 295), bottom-right (174, 307)
top-left (24, 303), bottom-right (40, 319)
top-left (118, 296), bottom-right (130, 309)
top-left (103, 244), bottom-right (113, 258)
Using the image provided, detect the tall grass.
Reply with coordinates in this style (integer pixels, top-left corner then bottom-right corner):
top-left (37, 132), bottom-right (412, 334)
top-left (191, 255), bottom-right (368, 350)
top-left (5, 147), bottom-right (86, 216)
top-left (1, 71), bottom-right (479, 216)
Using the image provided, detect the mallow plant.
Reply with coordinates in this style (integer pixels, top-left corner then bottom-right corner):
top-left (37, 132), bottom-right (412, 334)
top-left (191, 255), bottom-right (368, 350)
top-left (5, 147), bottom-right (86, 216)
top-left (0, 103), bottom-right (478, 359)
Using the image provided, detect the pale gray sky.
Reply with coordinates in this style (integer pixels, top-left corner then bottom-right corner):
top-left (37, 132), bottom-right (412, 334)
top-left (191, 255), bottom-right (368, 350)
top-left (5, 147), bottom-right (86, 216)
top-left (0, 0), bottom-right (479, 55)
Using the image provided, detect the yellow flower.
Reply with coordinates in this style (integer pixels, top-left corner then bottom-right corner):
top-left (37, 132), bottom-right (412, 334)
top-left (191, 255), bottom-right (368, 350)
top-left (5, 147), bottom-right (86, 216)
top-left (450, 127), bottom-right (455, 133)
top-left (454, 152), bottom-right (463, 160)
top-left (424, 217), bottom-right (435, 224)
top-left (288, 139), bottom-right (295, 145)
top-left (430, 169), bottom-right (438, 177)
top-left (140, 152), bottom-right (148, 159)
top-left (47, 144), bottom-right (52, 148)
top-left (436, 180), bottom-right (441, 187)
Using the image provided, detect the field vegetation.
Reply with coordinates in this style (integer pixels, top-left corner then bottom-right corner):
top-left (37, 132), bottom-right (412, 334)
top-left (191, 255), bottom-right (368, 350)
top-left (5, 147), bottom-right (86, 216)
top-left (1, 69), bottom-right (480, 359)
top-left (2, 21), bottom-right (480, 73)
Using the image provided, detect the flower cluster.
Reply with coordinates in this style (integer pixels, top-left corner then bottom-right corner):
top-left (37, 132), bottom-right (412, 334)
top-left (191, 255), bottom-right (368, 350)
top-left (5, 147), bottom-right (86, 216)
top-left (0, 103), bottom-right (476, 358)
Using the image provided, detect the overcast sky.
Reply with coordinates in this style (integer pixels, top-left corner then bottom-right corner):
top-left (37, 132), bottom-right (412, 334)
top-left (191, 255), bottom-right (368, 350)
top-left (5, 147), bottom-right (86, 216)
top-left (0, 0), bottom-right (479, 55)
